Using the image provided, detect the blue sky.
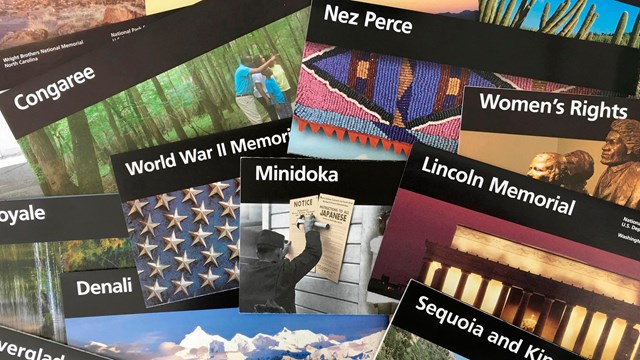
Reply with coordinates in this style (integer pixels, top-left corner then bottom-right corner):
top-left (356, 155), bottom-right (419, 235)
top-left (66, 308), bottom-right (388, 349)
top-left (505, 0), bottom-right (640, 34)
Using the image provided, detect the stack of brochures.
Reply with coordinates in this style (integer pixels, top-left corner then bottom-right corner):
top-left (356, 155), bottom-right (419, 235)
top-left (0, 0), bottom-right (638, 359)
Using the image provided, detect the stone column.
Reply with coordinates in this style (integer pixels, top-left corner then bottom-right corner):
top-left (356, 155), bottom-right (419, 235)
top-left (592, 315), bottom-right (615, 360)
top-left (492, 283), bottom-right (511, 318)
top-left (453, 271), bottom-right (469, 300)
top-left (534, 297), bottom-right (555, 337)
top-left (573, 310), bottom-right (595, 354)
top-left (473, 276), bottom-right (490, 308)
top-left (513, 290), bottom-right (533, 328)
top-left (553, 303), bottom-right (575, 345)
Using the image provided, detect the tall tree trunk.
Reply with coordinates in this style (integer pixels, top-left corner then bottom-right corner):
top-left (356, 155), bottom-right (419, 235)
top-left (20, 137), bottom-right (54, 195)
top-left (286, 16), bottom-right (304, 54)
top-left (26, 130), bottom-right (78, 195)
top-left (126, 87), bottom-right (168, 145)
top-left (67, 110), bottom-right (104, 194)
top-left (151, 76), bottom-right (188, 140)
top-left (261, 28), bottom-right (296, 88)
top-left (205, 53), bottom-right (235, 112)
top-left (105, 97), bottom-right (139, 151)
top-left (186, 62), bottom-right (225, 132)
top-left (101, 100), bottom-right (126, 152)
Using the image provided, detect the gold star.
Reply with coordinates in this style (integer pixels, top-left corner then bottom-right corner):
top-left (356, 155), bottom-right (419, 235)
top-left (137, 236), bottom-right (157, 260)
top-left (224, 262), bottom-right (240, 283)
top-left (191, 201), bottom-right (214, 224)
top-left (127, 199), bottom-right (149, 217)
top-left (208, 181), bottom-right (230, 198)
top-left (219, 197), bottom-right (240, 219)
top-left (172, 274), bottom-right (194, 296)
top-left (198, 268), bottom-right (220, 289)
top-left (154, 193), bottom-right (176, 210)
top-left (139, 214), bottom-right (160, 237)
top-left (145, 280), bottom-right (167, 302)
top-left (147, 258), bottom-right (170, 279)
top-left (189, 225), bottom-right (212, 247)
top-left (235, 177), bottom-right (241, 194)
top-left (162, 230), bottom-right (185, 254)
top-left (216, 219), bottom-right (237, 241)
top-left (182, 187), bottom-right (203, 205)
top-left (201, 245), bottom-right (223, 267)
top-left (164, 208), bottom-right (187, 231)
top-left (227, 239), bottom-right (239, 260)
top-left (174, 251), bottom-right (195, 274)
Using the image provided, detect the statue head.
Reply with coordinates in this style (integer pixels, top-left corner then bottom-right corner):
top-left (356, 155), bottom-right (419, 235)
top-left (601, 119), bottom-right (640, 166)
top-left (526, 152), bottom-right (567, 185)
top-left (564, 150), bottom-right (594, 185)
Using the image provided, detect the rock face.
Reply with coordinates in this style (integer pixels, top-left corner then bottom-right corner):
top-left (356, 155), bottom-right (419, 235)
top-left (0, 28), bottom-right (48, 48)
top-left (102, 5), bottom-right (143, 24)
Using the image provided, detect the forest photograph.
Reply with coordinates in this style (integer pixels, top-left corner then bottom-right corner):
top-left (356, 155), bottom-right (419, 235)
top-left (479, 0), bottom-right (640, 48)
top-left (17, 7), bottom-right (309, 197)
top-left (377, 325), bottom-right (466, 360)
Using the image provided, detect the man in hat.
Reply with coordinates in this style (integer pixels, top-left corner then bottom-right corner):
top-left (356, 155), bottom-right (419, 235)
top-left (240, 215), bottom-right (322, 313)
top-left (594, 119), bottom-right (640, 209)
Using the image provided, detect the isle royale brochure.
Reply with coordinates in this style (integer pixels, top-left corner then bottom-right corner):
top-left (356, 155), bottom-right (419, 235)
top-left (0, 194), bottom-right (128, 343)
top-left (368, 142), bottom-right (639, 359)
top-left (459, 86), bottom-right (640, 211)
top-left (110, 121), bottom-right (291, 307)
top-left (61, 268), bottom-right (389, 360)
top-left (288, 0), bottom-right (639, 160)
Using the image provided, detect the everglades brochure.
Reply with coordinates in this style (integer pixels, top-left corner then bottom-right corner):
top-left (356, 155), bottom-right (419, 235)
top-left (288, 0), bottom-right (639, 160)
top-left (61, 268), bottom-right (389, 360)
top-left (368, 143), bottom-right (639, 359)
top-left (0, 194), bottom-right (129, 343)
top-left (110, 121), bottom-right (291, 307)
top-left (0, 0), bottom-right (310, 198)
top-left (239, 157), bottom-right (404, 314)
top-left (459, 86), bottom-right (640, 211)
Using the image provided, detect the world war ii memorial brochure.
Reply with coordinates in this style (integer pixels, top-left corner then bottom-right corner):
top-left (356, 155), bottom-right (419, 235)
top-left (459, 87), bottom-right (640, 211)
top-left (0, 325), bottom-right (110, 360)
top-left (0, 194), bottom-right (128, 342)
top-left (374, 280), bottom-right (584, 360)
top-left (240, 157), bottom-right (404, 314)
top-left (62, 268), bottom-right (389, 360)
top-left (369, 143), bottom-right (639, 359)
top-left (288, 0), bottom-right (639, 160)
top-left (111, 121), bottom-right (291, 307)
top-left (478, 0), bottom-right (640, 49)
top-left (0, 0), bottom-right (309, 198)
top-left (0, 10), bottom-right (174, 91)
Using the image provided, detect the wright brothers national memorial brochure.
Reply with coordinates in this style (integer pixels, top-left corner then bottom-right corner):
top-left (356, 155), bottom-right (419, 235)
top-left (110, 121), bottom-right (292, 307)
top-left (287, 0), bottom-right (639, 161)
top-left (368, 142), bottom-right (639, 360)
top-left (61, 268), bottom-right (389, 359)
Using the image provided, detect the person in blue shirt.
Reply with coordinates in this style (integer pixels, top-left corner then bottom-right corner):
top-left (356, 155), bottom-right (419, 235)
top-left (263, 68), bottom-right (292, 120)
top-left (235, 54), bottom-right (277, 124)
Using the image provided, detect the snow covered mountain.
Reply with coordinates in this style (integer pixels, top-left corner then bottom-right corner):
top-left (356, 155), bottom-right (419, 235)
top-left (173, 326), bottom-right (377, 360)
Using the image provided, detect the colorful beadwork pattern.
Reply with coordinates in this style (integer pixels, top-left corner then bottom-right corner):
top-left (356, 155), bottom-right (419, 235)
top-left (293, 42), bottom-right (613, 156)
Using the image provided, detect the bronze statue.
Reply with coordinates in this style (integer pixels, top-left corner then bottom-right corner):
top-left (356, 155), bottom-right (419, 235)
top-left (526, 152), bottom-right (568, 186)
top-left (593, 119), bottom-right (640, 209)
top-left (563, 150), bottom-right (594, 194)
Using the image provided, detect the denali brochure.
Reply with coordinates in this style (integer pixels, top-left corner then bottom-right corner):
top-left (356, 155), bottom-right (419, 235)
top-left (62, 268), bottom-right (389, 360)
top-left (479, 0), bottom-right (640, 49)
top-left (368, 143), bottom-right (639, 359)
top-left (0, 11), bottom-right (173, 91)
top-left (0, 194), bottom-right (128, 342)
top-left (374, 280), bottom-right (583, 360)
top-left (0, 325), bottom-right (109, 360)
top-left (288, 0), bottom-right (638, 160)
top-left (459, 87), bottom-right (640, 210)
top-left (0, 0), bottom-right (309, 198)
top-left (111, 121), bottom-right (291, 306)
top-left (240, 157), bottom-right (404, 314)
